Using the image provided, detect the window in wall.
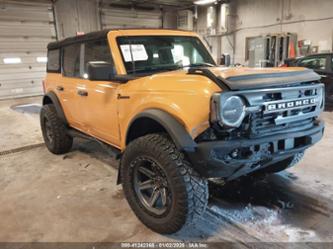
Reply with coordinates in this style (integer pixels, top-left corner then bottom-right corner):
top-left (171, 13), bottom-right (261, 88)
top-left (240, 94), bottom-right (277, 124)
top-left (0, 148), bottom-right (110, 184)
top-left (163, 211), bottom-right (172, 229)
top-left (83, 39), bottom-right (113, 78)
top-left (3, 57), bottom-right (22, 64)
top-left (37, 57), bottom-right (48, 63)
top-left (63, 44), bottom-right (81, 77)
top-left (207, 6), bottom-right (215, 29)
top-left (220, 4), bottom-right (229, 32)
top-left (298, 56), bottom-right (327, 70)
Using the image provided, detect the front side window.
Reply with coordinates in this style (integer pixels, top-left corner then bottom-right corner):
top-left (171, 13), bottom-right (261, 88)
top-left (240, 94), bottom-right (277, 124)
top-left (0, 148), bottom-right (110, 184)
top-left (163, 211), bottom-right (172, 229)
top-left (47, 49), bottom-right (60, 72)
top-left (83, 39), bottom-right (113, 76)
top-left (63, 44), bottom-right (81, 77)
top-left (298, 56), bottom-right (327, 70)
top-left (117, 36), bottom-right (215, 75)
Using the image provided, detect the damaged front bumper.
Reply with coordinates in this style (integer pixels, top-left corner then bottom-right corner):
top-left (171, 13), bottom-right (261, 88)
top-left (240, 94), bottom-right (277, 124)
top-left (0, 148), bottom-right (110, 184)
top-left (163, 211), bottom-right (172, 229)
top-left (187, 120), bottom-right (324, 181)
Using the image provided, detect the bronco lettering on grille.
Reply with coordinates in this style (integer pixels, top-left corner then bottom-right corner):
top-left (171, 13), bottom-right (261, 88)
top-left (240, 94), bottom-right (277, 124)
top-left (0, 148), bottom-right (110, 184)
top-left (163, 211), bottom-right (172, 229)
top-left (265, 97), bottom-right (318, 112)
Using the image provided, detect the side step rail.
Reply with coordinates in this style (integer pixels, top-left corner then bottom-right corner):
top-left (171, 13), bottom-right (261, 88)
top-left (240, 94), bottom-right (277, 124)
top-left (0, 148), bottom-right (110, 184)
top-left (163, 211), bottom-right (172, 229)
top-left (67, 128), bottom-right (121, 159)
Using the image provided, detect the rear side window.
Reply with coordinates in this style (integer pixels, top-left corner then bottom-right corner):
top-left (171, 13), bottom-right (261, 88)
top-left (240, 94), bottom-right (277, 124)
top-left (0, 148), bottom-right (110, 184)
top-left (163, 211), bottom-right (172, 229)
top-left (63, 44), bottom-right (81, 78)
top-left (47, 49), bottom-right (60, 72)
top-left (83, 39), bottom-right (113, 75)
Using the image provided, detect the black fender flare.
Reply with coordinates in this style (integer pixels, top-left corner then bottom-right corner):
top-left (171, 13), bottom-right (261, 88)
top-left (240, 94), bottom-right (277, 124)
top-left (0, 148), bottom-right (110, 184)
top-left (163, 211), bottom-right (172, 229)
top-left (126, 109), bottom-right (197, 153)
top-left (117, 109), bottom-right (198, 185)
top-left (42, 92), bottom-right (68, 125)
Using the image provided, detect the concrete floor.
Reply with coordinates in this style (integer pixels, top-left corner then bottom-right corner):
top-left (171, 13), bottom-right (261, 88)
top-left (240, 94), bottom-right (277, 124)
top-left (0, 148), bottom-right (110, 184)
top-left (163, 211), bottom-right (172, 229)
top-left (0, 96), bottom-right (333, 243)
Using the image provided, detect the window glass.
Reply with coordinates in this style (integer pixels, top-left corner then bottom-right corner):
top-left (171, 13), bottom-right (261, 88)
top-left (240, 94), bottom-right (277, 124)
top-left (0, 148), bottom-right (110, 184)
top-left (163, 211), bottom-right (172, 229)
top-left (298, 56), bottom-right (327, 70)
top-left (84, 39), bottom-right (112, 75)
top-left (63, 44), bottom-right (81, 77)
top-left (3, 57), bottom-right (21, 64)
top-left (47, 49), bottom-right (60, 72)
top-left (117, 36), bottom-right (215, 75)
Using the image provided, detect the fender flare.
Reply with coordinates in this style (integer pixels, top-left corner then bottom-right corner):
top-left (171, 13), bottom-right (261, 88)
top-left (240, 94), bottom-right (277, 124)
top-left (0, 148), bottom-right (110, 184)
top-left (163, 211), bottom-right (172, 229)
top-left (42, 92), bottom-right (68, 125)
top-left (126, 109), bottom-right (197, 153)
top-left (117, 109), bottom-right (198, 184)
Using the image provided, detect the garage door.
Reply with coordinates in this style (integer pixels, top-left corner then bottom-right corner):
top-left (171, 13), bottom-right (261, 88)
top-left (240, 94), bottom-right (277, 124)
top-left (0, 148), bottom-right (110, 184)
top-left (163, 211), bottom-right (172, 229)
top-left (0, 1), bottom-right (56, 100)
top-left (101, 6), bottom-right (162, 29)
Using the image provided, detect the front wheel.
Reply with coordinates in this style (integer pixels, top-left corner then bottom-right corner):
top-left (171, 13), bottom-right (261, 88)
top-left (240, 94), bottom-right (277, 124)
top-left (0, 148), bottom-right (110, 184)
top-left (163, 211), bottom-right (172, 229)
top-left (120, 133), bottom-right (208, 234)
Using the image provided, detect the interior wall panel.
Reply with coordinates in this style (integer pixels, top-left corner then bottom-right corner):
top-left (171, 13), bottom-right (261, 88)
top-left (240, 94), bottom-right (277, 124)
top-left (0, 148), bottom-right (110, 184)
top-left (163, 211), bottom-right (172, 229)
top-left (54, 0), bottom-right (99, 40)
top-left (101, 6), bottom-right (162, 29)
top-left (0, 0), bottom-right (56, 99)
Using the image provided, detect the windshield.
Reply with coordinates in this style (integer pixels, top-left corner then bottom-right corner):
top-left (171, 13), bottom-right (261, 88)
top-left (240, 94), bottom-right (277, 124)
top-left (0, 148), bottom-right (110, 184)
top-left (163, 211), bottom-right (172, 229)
top-left (117, 36), bottom-right (216, 75)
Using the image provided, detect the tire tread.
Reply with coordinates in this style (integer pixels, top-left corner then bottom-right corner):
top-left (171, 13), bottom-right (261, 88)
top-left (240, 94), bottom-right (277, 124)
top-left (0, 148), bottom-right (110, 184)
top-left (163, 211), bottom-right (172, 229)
top-left (40, 104), bottom-right (72, 154)
top-left (121, 133), bottom-right (208, 234)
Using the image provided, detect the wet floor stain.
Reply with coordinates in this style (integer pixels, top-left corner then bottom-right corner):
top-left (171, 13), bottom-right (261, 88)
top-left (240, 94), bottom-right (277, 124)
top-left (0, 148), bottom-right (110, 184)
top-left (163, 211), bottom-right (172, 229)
top-left (11, 103), bottom-right (41, 114)
top-left (210, 173), bottom-right (329, 214)
top-left (208, 173), bottom-right (333, 240)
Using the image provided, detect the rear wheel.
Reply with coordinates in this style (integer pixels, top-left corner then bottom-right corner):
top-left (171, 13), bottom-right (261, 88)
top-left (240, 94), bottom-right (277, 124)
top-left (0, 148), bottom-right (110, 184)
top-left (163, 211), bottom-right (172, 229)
top-left (121, 133), bottom-right (208, 234)
top-left (40, 104), bottom-right (73, 154)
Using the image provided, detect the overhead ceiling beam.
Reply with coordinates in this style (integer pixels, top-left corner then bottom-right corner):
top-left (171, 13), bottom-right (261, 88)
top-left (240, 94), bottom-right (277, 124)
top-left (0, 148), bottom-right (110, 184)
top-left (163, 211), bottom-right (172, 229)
top-left (101, 0), bottom-right (195, 9)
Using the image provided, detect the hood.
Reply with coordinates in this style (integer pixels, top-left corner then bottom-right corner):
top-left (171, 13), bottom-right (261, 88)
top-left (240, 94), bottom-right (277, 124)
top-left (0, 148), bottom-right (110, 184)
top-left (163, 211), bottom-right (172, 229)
top-left (203, 67), bottom-right (321, 90)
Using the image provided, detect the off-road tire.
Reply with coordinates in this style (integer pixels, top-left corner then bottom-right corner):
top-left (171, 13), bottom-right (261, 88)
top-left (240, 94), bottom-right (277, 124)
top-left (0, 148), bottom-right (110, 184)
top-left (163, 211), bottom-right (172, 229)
top-left (120, 133), bottom-right (209, 234)
top-left (40, 104), bottom-right (73, 154)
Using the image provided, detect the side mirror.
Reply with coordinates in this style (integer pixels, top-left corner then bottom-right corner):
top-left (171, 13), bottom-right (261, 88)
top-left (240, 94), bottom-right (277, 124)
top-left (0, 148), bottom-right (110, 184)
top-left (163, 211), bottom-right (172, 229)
top-left (87, 61), bottom-right (116, 81)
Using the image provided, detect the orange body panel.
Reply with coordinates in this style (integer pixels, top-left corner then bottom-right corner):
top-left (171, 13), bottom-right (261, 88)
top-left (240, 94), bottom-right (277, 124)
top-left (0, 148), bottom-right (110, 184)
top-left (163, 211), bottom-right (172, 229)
top-left (209, 66), bottom-right (306, 78)
top-left (44, 29), bottom-right (309, 151)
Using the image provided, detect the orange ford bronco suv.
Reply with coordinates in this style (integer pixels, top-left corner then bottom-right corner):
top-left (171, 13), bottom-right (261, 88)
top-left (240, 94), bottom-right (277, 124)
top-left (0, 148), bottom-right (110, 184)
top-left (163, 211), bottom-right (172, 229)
top-left (41, 29), bottom-right (325, 234)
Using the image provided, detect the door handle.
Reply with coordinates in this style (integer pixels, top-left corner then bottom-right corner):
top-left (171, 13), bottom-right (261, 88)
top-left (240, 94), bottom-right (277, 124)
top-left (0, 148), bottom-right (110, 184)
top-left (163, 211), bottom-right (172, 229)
top-left (56, 86), bottom-right (64, 91)
top-left (77, 89), bottom-right (88, 97)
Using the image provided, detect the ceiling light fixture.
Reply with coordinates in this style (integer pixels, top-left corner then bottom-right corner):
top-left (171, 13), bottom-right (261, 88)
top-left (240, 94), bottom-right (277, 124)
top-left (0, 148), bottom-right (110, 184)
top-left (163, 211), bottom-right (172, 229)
top-left (194, 0), bottom-right (216, 5)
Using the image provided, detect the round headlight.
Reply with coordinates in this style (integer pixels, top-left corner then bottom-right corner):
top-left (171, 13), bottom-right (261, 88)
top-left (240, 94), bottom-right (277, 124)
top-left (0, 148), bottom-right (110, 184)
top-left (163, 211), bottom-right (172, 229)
top-left (220, 96), bottom-right (246, 127)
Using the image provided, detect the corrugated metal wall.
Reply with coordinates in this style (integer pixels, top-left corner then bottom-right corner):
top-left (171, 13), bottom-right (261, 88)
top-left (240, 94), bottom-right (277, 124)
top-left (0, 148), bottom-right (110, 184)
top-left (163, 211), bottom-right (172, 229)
top-left (54, 0), bottom-right (99, 40)
top-left (0, 0), bottom-right (56, 99)
top-left (101, 6), bottom-right (162, 29)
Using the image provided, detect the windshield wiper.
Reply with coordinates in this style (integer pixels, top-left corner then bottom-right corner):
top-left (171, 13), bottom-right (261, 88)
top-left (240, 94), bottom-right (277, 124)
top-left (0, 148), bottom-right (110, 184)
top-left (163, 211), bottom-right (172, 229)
top-left (128, 65), bottom-right (180, 75)
top-left (128, 63), bottom-right (215, 75)
top-left (187, 62), bottom-right (215, 67)
top-left (174, 62), bottom-right (215, 70)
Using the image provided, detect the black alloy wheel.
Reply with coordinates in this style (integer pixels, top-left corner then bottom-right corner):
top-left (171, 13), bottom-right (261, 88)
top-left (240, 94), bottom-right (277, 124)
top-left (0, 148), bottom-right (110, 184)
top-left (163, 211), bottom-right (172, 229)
top-left (132, 156), bottom-right (171, 216)
top-left (43, 117), bottom-right (54, 144)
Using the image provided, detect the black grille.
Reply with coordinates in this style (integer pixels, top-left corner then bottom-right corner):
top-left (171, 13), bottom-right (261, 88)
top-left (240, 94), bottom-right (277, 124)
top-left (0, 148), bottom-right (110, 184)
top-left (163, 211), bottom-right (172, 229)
top-left (249, 111), bottom-right (314, 137)
top-left (246, 84), bottom-right (323, 138)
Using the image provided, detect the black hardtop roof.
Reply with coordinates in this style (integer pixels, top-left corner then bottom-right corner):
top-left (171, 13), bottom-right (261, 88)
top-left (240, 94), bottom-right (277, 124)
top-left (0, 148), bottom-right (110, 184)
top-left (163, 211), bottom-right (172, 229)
top-left (47, 28), bottom-right (195, 50)
top-left (48, 30), bottom-right (110, 50)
